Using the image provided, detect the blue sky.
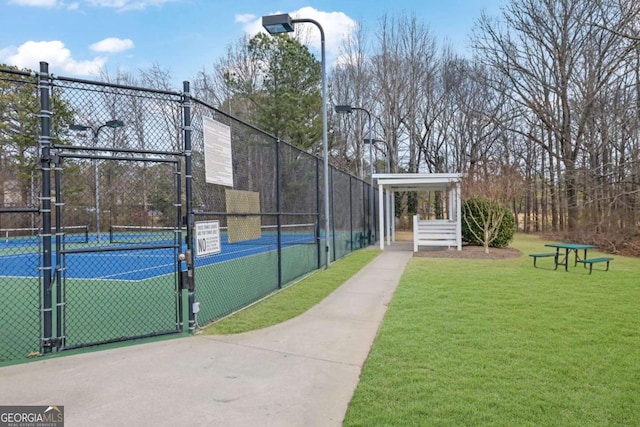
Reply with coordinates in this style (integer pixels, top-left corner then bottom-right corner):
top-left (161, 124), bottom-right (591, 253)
top-left (1, 0), bottom-right (503, 87)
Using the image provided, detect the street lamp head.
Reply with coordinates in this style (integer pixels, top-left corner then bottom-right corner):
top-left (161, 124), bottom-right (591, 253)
top-left (262, 13), bottom-right (295, 34)
top-left (334, 105), bottom-right (353, 114)
top-left (69, 124), bottom-right (90, 132)
top-left (105, 120), bottom-right (124, 129)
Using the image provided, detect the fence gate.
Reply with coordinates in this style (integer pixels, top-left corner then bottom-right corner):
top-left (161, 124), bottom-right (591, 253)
top-left (49, 149), bottom-right (185, 352)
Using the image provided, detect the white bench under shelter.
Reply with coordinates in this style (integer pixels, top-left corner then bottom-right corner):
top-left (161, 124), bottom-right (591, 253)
top-left (372, 173), bottom-right (463, 252)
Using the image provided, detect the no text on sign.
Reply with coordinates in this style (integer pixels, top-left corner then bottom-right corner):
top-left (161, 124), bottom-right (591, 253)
top-left (195, 221), bottom-right (221, 256)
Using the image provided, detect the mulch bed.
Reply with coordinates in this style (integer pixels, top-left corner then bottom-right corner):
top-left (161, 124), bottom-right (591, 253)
top-left (412, 245), bottom-right (522, 260)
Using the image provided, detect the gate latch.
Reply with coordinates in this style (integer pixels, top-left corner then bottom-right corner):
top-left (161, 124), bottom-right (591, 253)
top-left (178, 250), bottom-right (194, 291)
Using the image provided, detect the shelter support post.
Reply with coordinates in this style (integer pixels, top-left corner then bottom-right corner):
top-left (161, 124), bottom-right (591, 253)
top-left (391, 192), bottom-right (396, 243)
top-left (378, 183), bottom-right (385, 250)
top-left (455, 183), bottom-right (462, 250)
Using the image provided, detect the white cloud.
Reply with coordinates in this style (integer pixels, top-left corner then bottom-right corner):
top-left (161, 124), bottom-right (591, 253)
top-left (235, 13), bottom-right (255, 24)
top-left (8, 0), bottom-right (59, 6)
top-left (86, 0), bottom-right (179, 11)
top-left (90, 37), bottom-right (134, 53)
top-left (8, 0), bottom-right (172, 10)
top-left (244, 7), bottom-right (357, 62)
top-left (0, 40), bottom-right (106, 76)
top-left (8, 0), bottom-right (79, 8)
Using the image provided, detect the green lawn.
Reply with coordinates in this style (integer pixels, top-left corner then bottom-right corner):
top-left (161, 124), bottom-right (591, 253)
top-left (201, 249), bottom-right (382, 335)
top-left (344, 233), bottom-right (640, 426)
top-left (195, 232), bottom-right (640, 425)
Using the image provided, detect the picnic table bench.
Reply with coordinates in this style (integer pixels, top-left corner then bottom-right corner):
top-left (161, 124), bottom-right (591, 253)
top-left (578, 257), bottom-right (613, 274)
top-left (529, 252), bottom-right (557, 268)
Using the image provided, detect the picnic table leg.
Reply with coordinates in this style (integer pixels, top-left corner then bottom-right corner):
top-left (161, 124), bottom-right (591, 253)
top-left (571, 249), bottom-right (583, 267)
top-left (581, 249), bottom-right (588, 268)
top-left (553, 249), bottom-right (559, 270)
top-left (564, 248), bottom-right (570, 272)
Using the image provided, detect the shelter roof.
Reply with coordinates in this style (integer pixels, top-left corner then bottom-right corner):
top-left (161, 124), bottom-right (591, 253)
top-left (372, 173), bottom-right (463, 192)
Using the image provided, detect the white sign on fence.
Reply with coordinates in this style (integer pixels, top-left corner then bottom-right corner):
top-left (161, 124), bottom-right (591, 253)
top-left (202, 116), bottom-right (234, 187)
top-left (195, 221), bottom-right (221, 257)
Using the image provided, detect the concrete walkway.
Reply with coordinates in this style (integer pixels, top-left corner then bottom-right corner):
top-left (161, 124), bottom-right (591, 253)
top-left (0, 247), bottom-right (412, 427)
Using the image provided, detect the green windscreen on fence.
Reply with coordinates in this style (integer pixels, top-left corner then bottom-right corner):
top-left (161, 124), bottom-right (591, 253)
top-left (0, 64), bottom-right (376, 365)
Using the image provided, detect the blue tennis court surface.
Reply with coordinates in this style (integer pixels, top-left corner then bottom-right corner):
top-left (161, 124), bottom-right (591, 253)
top-left (0, 232), bottom-right (317, 281)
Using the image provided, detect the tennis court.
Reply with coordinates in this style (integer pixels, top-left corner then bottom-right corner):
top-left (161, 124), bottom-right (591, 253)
top-left (0, 222), bottom-right (320, 362)
top-left (0, 223), bottom-right (318, 281)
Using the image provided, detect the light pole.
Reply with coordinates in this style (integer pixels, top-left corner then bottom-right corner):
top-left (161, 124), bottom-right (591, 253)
top-left (262, 13), bottom-right (331, 267)
top-left (334, 104), bottom-right (374, 243)
top-left (70, 120), bottom-right (124, 242)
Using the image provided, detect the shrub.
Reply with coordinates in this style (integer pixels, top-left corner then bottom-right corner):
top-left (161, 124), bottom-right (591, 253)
top-left (461, 197), bottom-right (516, 248)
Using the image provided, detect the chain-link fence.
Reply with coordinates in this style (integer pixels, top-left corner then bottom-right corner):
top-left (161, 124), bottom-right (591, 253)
top-left (0, 67), bottom-right (44, 362)
top-left (0, 62), bottom-right (377, 364)
top-left (189, 101), bottom-right (378, 325)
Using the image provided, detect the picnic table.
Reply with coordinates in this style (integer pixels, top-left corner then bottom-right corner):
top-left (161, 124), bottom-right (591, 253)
top-left (544, 243), bottom-right (598, 272)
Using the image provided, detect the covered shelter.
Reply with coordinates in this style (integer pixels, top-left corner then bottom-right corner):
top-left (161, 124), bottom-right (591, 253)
top-left (373, 173), bottom-right (463, 252)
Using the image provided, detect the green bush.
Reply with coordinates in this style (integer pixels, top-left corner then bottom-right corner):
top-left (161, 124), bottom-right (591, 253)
top-left (461, 197), bottom-right (516, 248)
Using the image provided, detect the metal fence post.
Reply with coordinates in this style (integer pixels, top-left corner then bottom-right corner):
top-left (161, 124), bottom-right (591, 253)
top-left (38, 61), bottom-right (54, 353)
top-left (182, 81), bottom-right (196, 332)
top-left (316, 156), bottom-right (321, 269)
top-left (276, 139), bottom-right (282, 288)
top-left (349, 176), bottom-right (353, 250)
top-left (53, 152), bottom-right (64, 348)
top-left (330, 167), bottom-right (336, 262)
top-left (362, 181), bottom-right (367, 242)
top-left (374, 186), bottom-right (378, 243)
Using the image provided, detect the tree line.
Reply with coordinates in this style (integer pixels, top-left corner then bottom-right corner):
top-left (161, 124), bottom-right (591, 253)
top-left (2, 0), bottom-right (639, 244)
top-left (192, 0), bottom-right (640, 242)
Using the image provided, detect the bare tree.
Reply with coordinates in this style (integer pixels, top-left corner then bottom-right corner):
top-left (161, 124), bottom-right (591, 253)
top-left (473, 0), bottom-right (638, 232)
top-left (192, 35), bottom-right (263, 119)
top-left (330, 20), bottom-right (372, 176)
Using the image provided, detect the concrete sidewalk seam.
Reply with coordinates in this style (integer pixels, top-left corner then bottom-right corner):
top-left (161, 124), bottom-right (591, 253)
top-left (199, 336), bottom-right (366, 368)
